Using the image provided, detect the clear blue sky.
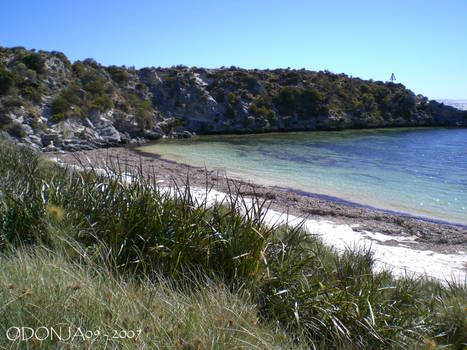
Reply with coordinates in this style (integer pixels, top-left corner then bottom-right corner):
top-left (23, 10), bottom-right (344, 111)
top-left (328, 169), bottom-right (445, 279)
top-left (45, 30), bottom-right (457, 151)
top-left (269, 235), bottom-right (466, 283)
top-left (1, 0), bottom-right (466, 99)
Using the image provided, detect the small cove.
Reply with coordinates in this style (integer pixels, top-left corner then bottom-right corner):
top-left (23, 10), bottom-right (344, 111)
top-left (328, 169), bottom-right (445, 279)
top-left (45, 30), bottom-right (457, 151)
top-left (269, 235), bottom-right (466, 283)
top-left (138, 127), bottom-right (467, 226)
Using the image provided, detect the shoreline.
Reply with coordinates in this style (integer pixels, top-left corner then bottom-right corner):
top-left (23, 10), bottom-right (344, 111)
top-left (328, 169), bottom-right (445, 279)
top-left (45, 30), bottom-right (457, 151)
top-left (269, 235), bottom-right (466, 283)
top-left (135, 144), bottom-right (467, 228)
top-left (44, 145), bottom-right (467, 256)
top-left (274, 186), bottom-right (467, 229)
top-left (136, 128), bottom-right (467, 228)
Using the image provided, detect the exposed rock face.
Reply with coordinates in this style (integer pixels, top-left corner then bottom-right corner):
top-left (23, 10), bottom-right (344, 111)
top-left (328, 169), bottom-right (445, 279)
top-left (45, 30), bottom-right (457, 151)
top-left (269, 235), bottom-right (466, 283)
top-left (0, 46), bottom-right (466, 151)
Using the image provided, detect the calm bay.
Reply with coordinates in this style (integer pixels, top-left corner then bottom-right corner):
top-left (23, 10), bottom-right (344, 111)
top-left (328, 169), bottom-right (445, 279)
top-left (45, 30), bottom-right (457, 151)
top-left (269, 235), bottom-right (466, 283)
top-left (138, 127), bottom-right (467, 225)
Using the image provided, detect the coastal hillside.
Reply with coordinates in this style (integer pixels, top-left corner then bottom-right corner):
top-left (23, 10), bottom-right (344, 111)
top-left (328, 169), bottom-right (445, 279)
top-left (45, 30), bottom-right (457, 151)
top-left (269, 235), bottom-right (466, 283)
top-left (1, 46), bottom-right (466, 151)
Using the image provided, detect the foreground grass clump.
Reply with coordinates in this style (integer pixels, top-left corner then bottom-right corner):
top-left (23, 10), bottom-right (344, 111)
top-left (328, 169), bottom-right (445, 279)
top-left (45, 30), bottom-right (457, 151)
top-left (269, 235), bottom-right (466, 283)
top-left (0, 140), bottom-right (466, 349)
top-left (0, 246), bottom-right (297, 349)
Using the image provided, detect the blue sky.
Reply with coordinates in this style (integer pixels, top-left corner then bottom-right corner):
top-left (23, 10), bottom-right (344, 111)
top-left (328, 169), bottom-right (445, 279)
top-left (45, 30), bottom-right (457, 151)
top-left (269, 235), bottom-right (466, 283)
top-left (1, 0), bottom-right (466, 99)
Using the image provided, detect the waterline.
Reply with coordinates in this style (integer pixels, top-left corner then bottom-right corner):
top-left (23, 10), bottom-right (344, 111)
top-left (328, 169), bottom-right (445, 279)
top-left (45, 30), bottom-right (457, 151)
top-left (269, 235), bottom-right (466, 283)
top-left (138, 128), bottom-right (467, 225)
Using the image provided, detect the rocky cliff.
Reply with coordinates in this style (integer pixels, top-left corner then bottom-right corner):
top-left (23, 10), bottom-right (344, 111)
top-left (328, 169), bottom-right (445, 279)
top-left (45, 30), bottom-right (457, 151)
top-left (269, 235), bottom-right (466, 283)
top-left (1, 46), bottom-right (466, 152)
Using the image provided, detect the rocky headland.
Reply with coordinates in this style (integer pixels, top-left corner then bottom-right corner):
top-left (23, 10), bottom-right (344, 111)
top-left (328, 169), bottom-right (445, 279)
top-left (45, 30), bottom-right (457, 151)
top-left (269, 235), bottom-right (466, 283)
top-left (1, 46), bottom-right (466, 152)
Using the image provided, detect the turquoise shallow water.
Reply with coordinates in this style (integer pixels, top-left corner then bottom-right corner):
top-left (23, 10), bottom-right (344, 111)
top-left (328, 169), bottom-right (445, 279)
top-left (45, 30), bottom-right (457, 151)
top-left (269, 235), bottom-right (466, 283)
top-left (138, 128), bottom-right (467, 225)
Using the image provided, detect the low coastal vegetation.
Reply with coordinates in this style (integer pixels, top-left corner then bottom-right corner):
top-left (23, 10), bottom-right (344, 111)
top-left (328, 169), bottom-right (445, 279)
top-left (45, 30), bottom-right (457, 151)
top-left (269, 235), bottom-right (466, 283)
top-left (0, 46), bottom-right (466, 152)
top-left (0, 140), bottom-right (466, 349)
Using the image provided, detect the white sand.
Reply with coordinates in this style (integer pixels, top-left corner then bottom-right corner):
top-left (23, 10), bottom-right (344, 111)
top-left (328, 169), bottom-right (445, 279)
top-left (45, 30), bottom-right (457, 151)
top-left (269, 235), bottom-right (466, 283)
top-left (49, 158), bottom-right (467, 284)
top-left (191, 187), bottom-right (467, 284)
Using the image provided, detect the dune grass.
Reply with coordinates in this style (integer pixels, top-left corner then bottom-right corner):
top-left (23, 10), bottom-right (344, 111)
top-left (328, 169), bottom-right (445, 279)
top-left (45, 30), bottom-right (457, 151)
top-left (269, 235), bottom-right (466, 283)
top-left (0, 245), bottom-right (299, 349)
top-left (0, 140), bottom-right (466, 349)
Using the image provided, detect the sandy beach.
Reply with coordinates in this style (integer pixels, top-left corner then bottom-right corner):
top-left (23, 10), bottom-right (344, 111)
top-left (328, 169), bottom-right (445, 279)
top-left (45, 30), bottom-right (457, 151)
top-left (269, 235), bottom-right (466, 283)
top-left (44, 145), bottom-right (466, 253)
top-left (44, 145), bottom-right (467, 281)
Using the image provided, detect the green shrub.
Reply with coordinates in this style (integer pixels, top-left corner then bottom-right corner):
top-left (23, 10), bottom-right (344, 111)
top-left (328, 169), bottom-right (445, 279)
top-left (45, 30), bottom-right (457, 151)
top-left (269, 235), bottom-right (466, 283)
top-left (282, 71), bottom-right (299, 85)
top-left (51, 97), bottom-right (71, 115)
top-left (249, 101), bottom-right (277, 124)
top-left (248, 103), bottom-right (258, 115)
top-left (2, 96), bottom-right (23, 107)
top-left (136, 82), bottom-right (147, 92)
top-left (0, 68), bottom-right (14, 95)
top-left (242, 73), bottom-right (257, 89)
top-left (274, 86), bottom-right (297, 112)
top-left (22, 53), bottom-right (45, 74)
top-left (83, 58), bottom-right (99, 68)
top-left (61, 84), bottom-right (83, 105)
top-left (123, 91), bottom-right (139, 107)
top-left (224, 106), bottom-right (236, 119)
top-left (227, 92), bottom-right (239, 105)
top-left (301, 86), bottom-right (322, 104)
top-left (135, 100), bottom-right (153, 129)
top-left (360, 83), bottom-right (370, 93)
top-left (21, 85), bottom-right (42, 103)
top-left (91, 93), bottom-right (113, 112)
top-left (200, 91), bottom-right (208, 101)
top-left (50, 112), bottom-right (66, 123)
top-left (13, 63), bottom-right (31, 83)
top-left (214, 89), bottom-right (225, 103)
top-left (84, 78), bottom-right (106, 95)
top-left (117, 101), bottom-right (130, 112)
top-left (267, 109), bottom-right (278, 124)
top-left (7, 122), bottom-right (26, 138)
top-left (107, 65), bottom-right (130, 84)
top-left (10, 46), bottom-right (27, 59)
top-left (72, 61), bottom-right (85, 76)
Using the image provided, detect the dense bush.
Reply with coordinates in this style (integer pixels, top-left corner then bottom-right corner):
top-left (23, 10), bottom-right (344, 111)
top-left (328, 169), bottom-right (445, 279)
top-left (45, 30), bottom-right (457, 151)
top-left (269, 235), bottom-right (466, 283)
top-left (0, 68), bottom-right (14, 95)
top-left (89, 93), bottom-right (113, 111)
top-left (249, 103), bottom-right (277, 124)
top-left (83, 77), bottom-right (107, 95)
top-left (60, 84), bottom-right (83, 105)
top-left (107, 65), bottom-right (130, 84)
top-left (50, 112), bottom-right (66, 123)
top-left (22, 53), bottom-right (45, 74)
top-left (51, 96), bottom-right (71, 115)
top-left (21, 85), bottom-right (42, 103)
top-left (282, 71), bottom-right (300, 85)
top-left (6, 122), bottom-right (26, 138)
top-left (49, 76), bottom-right (115, 119)
top-left (227, 92), bottom-right (239, 106)
top-left (72, 60), bottom-right (85, 76)
top-left (240, 72), bottom-right (257, 89)
top-left (83, 57), bottom-right (99, 68)
top-left (135, 100), bottom-right (153, 129)
top-left (274, 86), bottom-right (298, 112)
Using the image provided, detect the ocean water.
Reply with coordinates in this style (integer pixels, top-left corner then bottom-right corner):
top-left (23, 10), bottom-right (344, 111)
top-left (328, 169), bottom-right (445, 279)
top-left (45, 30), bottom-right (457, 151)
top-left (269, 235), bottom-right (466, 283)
top-left (138, 128), bottom-right (467, 225)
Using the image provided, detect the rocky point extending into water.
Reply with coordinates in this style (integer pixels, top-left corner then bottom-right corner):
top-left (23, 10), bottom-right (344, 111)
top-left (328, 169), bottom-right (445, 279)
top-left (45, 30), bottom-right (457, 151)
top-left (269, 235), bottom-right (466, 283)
top-left (1, 46), bottom-right (466, 152)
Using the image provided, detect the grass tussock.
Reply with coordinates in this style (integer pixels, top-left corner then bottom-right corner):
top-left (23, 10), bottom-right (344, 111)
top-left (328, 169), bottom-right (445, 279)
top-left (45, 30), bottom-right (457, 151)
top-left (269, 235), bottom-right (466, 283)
top-left (0, 140), bottom-right (466, 349)
top-left (0, 246), bottom-right (297, 349)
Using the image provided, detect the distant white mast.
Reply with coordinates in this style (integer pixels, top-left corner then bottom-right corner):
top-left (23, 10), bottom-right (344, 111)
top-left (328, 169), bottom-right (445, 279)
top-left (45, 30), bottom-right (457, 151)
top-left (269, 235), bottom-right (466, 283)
top-left (389, 73), bottom-right (396, 82)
